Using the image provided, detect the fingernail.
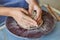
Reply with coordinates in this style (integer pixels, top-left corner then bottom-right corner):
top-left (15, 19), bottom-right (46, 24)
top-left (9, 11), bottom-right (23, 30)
top-left (35, 24), bottom-right (38, 27)
top-left (34, 23), bottom-right (38, 27)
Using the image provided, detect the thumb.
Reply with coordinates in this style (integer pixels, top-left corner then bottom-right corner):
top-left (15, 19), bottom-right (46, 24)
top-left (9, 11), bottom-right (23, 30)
top-left (29, 5), bottom-right (33, 16)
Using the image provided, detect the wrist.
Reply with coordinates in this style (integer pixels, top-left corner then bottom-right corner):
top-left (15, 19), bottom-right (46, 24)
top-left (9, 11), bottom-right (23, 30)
top-left (4, 8), bottom-right (13, 17)
top-left (0, 7), bottom-right (12, 16)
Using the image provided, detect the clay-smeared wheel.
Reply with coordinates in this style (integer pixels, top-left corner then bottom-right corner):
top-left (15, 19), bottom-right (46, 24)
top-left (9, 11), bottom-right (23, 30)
top-left (6, 10), bottom-right (55, 38)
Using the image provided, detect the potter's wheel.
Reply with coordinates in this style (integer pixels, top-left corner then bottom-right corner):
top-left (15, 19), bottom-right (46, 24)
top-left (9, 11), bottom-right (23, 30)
top-left (6, 10), bottom-right (55, 38)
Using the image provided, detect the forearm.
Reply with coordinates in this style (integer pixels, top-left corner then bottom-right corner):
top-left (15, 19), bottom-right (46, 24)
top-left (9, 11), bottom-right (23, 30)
top-left (26, 0), bottom-right (40, 6)
top-left (26, 0), bottom-right (38, 3)
top-left (0, 7), bottom-right (11, 16)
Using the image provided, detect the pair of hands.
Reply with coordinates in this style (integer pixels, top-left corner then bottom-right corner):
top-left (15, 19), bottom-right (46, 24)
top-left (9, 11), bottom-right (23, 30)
top-left (9, 0), bottom-right (43, 29)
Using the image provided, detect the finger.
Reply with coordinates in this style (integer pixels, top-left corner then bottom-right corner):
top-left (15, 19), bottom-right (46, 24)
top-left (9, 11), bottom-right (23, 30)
top-left (23, 19), bottom-right (38, 29)
top-left (29, 5), bottom-right (34, 16)
top-left (36, 9), bottom-right (42, 21)
top-left (37, 17), bottom-right (43, 25)
top-left (20, 8), bottom-right (29, 15)
top-left (21, 19), bottom-right (36, 29)
top-left (20, 19), bottom-right (31, 29)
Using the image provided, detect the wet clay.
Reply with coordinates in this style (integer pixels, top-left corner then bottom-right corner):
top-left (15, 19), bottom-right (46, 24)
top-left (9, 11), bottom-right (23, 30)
top-left (6, 10), bottom-right (55, 38)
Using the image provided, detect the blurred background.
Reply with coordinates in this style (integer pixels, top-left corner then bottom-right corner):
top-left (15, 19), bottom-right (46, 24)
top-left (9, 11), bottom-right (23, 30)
top-left (40, 0), bottom-right (60, 11)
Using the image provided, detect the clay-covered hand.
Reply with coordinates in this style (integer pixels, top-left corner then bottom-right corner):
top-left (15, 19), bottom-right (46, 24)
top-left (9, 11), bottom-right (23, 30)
top-left (26, 0), bottom-right (43, 26)
top-left (9, 8), bottom-right (38, 29)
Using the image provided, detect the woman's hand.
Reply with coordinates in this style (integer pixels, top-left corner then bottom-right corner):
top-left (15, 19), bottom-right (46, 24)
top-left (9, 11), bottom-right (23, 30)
top-left (9, 8), bottom-right (38, 29)
top-left (26, 0), bottom-right (43, 26)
